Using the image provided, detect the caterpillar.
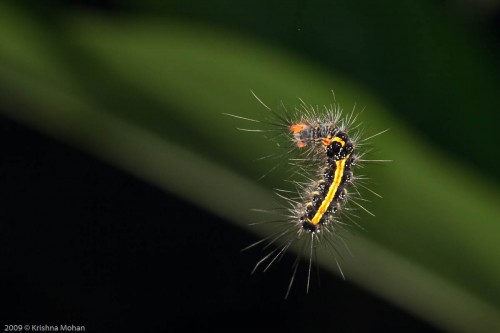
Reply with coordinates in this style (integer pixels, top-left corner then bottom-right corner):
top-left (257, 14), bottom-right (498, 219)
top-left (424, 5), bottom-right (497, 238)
top-left (225, 91), bottom-right (388, 298)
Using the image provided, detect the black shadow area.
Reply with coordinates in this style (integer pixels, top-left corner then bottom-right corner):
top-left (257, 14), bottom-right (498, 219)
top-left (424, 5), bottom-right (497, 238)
top-left (0, 114), bottom-right (441, 333)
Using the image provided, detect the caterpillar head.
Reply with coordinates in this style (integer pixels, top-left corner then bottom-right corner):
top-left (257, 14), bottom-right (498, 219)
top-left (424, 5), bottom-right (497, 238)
top-left (289, 122), bottom-right (311, 148)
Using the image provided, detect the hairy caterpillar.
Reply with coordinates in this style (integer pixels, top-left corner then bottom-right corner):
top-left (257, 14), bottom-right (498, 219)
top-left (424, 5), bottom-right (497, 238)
top-left (225, 91), bottom-right (388, 297)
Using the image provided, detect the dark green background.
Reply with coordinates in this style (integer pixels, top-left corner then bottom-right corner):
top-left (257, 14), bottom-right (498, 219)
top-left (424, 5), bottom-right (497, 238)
top-left (1, 1), bottom-right (499, 332)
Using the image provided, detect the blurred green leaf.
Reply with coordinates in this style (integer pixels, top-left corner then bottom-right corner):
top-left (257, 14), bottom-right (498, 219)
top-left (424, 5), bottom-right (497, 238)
top-left (1, 4), bottom-right (499, 332)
